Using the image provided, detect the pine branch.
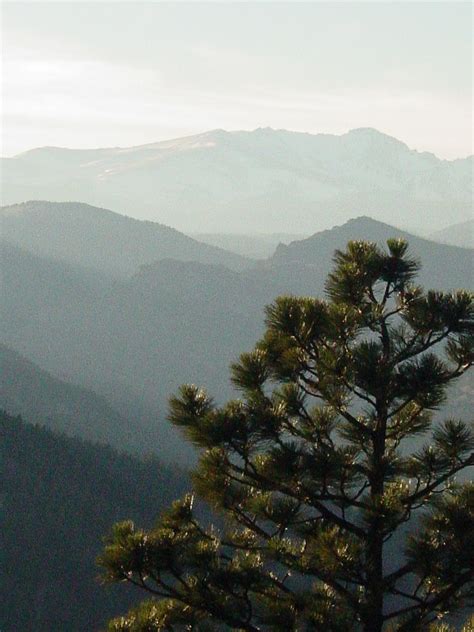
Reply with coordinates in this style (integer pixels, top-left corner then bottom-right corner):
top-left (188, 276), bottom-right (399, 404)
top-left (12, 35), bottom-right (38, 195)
top-left (384, 568), bottom-right (474, 624)
top-left (224, 456), bottom-right (368, 538)
top-left (404, 453), bottom-right (474, 507)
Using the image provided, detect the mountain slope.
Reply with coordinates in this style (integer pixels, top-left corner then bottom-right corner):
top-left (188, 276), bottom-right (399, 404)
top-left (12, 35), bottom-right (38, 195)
top-left (0, 242), bottom-right (273, 461)
top-left (0, 200), bottom-right (250, 275)
top-left (0, 343), bottom-right (170, 455)
top-left (0, 410), bottom-right (188, 632)
top-left (267, 216), bottom-right (474, 294)
top-left (0, 241), bottom-right (276, 416)
top-left (430, 219), bottom-right (474, 249)
top-left (2, 128), bottom-right (471, 234)
top-left (1, 218), bottom-right (471, 445)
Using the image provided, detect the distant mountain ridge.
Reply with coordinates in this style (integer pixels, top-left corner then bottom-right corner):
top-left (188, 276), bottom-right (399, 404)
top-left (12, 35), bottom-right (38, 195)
top-left (0, 200), bottom-right (250, 275)
top-left (2, 128), bottom-right (471, 234)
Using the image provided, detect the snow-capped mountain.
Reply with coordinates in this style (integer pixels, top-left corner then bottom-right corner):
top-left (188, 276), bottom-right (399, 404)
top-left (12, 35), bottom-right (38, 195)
top-left (2, 127), bottom-right (471, 234)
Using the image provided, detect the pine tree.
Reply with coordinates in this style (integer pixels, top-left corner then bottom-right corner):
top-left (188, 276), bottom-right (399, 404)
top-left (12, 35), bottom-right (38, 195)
top-left (99, 239), bottom-right (474, 631)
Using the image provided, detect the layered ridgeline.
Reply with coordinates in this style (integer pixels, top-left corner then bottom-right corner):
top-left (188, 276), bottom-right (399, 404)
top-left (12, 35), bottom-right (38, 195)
top-left (0, 410), bottom-right (189, 632)
top-left (0, 201), bottom-right (250, 275)
top-left (0, 241), bottom-right (275, 464)
top-left (2, 128), bottom-right (471, 235)
top-left (1, 209), bottom-right (472, 465)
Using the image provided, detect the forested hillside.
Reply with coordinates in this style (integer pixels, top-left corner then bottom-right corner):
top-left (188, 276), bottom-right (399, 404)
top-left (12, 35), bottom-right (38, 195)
top-left (0, 200), bottom-right (250, 275)
top-left (0, 411), bottom-right (189, 632)
top-left (0, 344), bottom-right (155, 453)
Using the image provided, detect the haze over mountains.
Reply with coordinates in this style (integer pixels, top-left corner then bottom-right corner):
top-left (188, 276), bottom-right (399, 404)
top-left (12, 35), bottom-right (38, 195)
top-left (430, 218), bottom-right (474, 249)
top-left (2, 202), bottom-right (472, 467)
top-left (1, 127), bottom-right (472, 631)
top-left (3, 0), bottom-right (473, 624)
top-left (191, 232), bottom-right (309, 259)
top-left (0, 200), bottom-right (250, 275)
top-left (2, 127), bottom-right (471, 234)
top-left (268, 216), bottom-right (474, 294)
top-left (0, 344), bottom-right (163, 454)
top-left (1, 130), bottom-right (472, 630)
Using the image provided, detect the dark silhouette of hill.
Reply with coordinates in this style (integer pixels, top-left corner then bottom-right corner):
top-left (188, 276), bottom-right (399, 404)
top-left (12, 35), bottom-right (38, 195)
top-left (2, 128), bottom-right (471, 234)
top-left (0, 200), bottom-right (250, 275)
top-left (0, 410), bottom-right (189, 632)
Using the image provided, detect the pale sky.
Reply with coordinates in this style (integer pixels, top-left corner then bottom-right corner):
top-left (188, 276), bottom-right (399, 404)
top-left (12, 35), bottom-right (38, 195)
top-left (1, 1), bottom-right (472, 158)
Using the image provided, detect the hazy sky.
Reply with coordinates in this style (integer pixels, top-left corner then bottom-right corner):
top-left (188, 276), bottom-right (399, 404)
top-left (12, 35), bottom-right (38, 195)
top-left (2, 2), bottom-right (472, 158)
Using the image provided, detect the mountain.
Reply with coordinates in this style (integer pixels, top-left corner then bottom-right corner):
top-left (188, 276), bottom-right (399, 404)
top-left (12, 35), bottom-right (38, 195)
top-left (0, 410), bottom-right (189, 632)
top-left (1, 217), bottom-right (472, 463)
top-left (429, 219), bottom-right (474, 249)
top-left (267, 215), bottom-right (474, 294)
top-left (2, 128), bottom-right (471, 234)
top-left (0, 200), bottom-right (250, 276)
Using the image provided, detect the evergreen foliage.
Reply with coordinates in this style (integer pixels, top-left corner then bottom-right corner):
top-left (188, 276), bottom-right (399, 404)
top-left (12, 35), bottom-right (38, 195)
top-left (101, 239), bottom-right (473, 630)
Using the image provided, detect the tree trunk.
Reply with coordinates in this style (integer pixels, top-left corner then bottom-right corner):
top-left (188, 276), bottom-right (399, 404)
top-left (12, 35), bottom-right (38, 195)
top-left (364, 528), bottom-right (384, 632)
top-left (364, 412), bottom-right (386, 632)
